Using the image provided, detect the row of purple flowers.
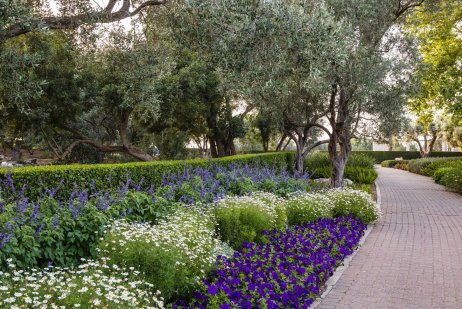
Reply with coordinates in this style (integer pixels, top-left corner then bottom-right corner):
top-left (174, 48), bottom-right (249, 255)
top-left (175, 216), bottom-right (366, 308)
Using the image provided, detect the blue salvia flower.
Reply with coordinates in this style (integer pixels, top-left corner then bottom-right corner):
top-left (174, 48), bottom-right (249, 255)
top-left (52, 215), bottom-right (59, 229)
top-left (0, 222), bottom-right (14, 249)
top-left (29, 202), bottom-right (40, 222)
top-left (134, 178), bottom-right (144, 191)
top-left (34, 223), bottom-right (45, 238)
top-left (4, 173), bottom-right (16, 195)
top-left (16, 196), bottom-right (29, 214)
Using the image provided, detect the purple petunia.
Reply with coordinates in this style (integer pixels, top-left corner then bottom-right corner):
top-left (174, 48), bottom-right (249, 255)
top-left (179, 216), bottom-right (366, 308)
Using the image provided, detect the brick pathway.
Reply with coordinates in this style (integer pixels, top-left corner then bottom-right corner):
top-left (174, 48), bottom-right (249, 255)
top-left (318, 167), bottom-right (462, 309)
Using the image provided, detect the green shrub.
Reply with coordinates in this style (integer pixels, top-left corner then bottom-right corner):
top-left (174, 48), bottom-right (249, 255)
top-left (394, 161), bottom-right (409, 171)
top-left (381, 160), bottom-right (394, 167)
top-left (285, 193), bottom-right (333, 226)
top-left (437, 168), bottom-right (462, 193)
top-left (408, 157), bottom-right (462, 176)
top-left (98, 208), bottom-right (226, 303)
top-left (421, 159), bottom-right (462, 177)
top-left (381, 160), bottom-right (409, 168)
top-left (213, 193), bottom-right (286, 249)
top-left (304, 152), bottom-right (377, 184)
top-left (433, 168), bottom-right (453, 183)
top-left (345, 151), bottom-right (462, 163)
top-left (114, 191), bottom-right (181, 224)
top-left (0, 152), bottom-right (295, 200)
top-left (345, 153), bottom-right (375, 168)
top-left (345, 166), bottom-right (378, 184)
top-left (326, 188), bottom-right (380, 224)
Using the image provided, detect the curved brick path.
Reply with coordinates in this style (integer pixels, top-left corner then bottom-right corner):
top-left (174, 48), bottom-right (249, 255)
top-left (318, 166), bottom-right (462, 309)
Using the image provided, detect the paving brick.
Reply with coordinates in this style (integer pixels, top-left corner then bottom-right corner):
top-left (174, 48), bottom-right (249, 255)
top-left (318, 167), bottom-right (462, 309)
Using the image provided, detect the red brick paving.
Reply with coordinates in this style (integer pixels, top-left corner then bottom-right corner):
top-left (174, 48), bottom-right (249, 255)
top-left (318, 167), bottom-right (462, 309)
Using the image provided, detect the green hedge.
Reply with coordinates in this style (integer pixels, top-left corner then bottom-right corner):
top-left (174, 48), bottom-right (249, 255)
top-left (407, 157), bottom-right (462, 175)
top-left (347, 151), bottom-right (462, 163)
top-left (0, 152), bottom-right (295, 200)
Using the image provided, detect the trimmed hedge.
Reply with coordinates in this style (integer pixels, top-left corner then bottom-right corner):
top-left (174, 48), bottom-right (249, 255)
top-left (342, 151), bottom-right (462, 163)
top-left (0, 152), bottom-right (295, 200)
top-left (408, 157), bottom-right (462, 176)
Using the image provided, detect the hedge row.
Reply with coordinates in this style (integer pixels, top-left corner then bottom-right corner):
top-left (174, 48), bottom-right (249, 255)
top-left (407, 157), bottom-right (462, 175)
top-left (382, 156), bottom-right (462, 194)
top-left (0, 152), bottom-right (295, 200)
top-left (339, 151), bottom-right (462, 163)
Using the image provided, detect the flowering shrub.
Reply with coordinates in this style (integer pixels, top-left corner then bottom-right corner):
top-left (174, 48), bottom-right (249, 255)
top-left (0, 196), bottom-right (108, 269)
top-left (0, 258), bottom-right (164, 308)
top-left (98, 208), bottom-right (229, 302)
top-left (326, 188), bottom-right (380, 224)
top-left (212, 193), bottom-right (286, 249)
top-left (285, 193), bottom-right (334, 226)
top-left (176, 216), bottom-right (367, 308)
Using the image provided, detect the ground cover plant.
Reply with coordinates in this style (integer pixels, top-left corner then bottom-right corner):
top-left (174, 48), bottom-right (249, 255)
top-left (175, 216), bottom-right (367, 308)
top-left (0, 258), bottom-right (165, 308)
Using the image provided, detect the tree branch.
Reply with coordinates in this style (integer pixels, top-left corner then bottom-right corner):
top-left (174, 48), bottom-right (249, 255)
top-left (395, 0), bottom-right (425, 18)
top-left (302, 139), bottom-right (330, 157)
top-left (1, 0), bottom-right (166, 40)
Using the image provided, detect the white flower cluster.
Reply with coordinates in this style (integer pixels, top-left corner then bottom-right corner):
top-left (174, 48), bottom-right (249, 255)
top-left (0, 258), bottom-right (164, 308)
top-left (286, 192), bottom-right (335, 219)
top-left (100, 208), bottom-right (226, 282)
top-left (325, 188), bottom-right (382, 221)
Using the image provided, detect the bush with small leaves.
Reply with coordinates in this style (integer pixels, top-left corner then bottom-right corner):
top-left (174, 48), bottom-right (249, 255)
top-left (325, 188), bottom-right (380, 224)
top-left (213, 193), bottom-right (286, 249)
top-left (98, 207), bottom-right (227, 303)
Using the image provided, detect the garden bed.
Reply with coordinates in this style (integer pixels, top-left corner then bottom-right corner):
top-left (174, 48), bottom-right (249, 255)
top-left (0, 162), bottom-right (380, 308)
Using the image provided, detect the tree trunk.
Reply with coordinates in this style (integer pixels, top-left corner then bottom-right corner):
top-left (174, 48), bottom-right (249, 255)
top-left (263, 139), bottom-right (269, 152)
top-left (328, 86), bottom-right (352, 188)
top-left (276, 134), bottom-right (287, 151)
top-left (118, 109), bottom-right (154, 161)
top-left (209, 136), bottom-right (219, 158)
top-left (388, 137), bottom-right (393, 151)
top-left (293, 132), bottom-right (306, 176)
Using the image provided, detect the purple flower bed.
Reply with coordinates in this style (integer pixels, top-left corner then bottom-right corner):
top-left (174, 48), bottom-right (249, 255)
top-left (177, 216), bottom-right (366, 308)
